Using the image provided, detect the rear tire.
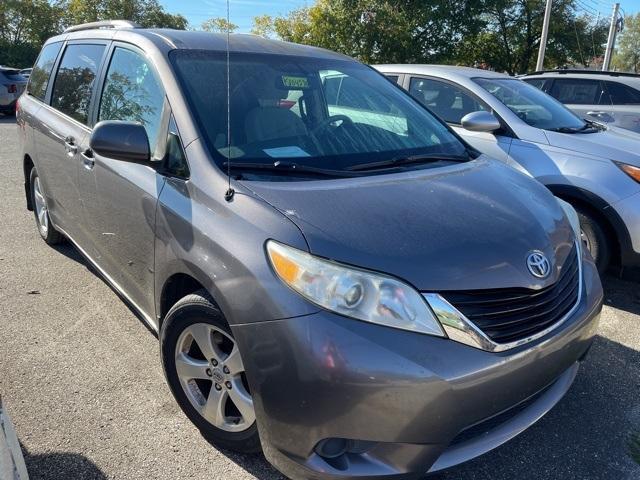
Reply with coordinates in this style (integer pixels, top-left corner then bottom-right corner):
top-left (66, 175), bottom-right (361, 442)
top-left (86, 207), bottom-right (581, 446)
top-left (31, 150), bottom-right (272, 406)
top-left (29, 168), bottom-right (63, 245)
top-left (576, 207), bottom-right (610, 274)
top-left (160, 290), bottom-right (261, 453)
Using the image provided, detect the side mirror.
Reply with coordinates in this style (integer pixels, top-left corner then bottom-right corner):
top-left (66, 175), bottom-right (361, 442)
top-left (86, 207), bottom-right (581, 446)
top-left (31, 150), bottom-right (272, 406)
top-left (90, 120), bottom-right (150, 163)
top-left (461, 111), bottom-right (501, 133)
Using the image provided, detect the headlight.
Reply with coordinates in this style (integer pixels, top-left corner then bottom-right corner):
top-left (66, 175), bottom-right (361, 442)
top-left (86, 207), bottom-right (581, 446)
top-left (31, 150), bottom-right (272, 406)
top-left (615, 161), bottom-right (640, 183)
top-left (557, 198), bottom-right (582, 256)
top-left (266, 240), bottom-right (445, 336)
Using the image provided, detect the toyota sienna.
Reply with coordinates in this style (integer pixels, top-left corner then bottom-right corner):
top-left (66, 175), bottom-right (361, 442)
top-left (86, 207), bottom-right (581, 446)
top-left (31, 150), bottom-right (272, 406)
top-left (17, 21), bottom-right (603, 479)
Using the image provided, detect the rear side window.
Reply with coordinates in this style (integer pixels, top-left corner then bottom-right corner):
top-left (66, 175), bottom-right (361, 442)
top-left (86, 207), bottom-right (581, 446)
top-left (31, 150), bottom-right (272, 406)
top-left (548, 78), bottom-right (603, 105)
top-left (98, 47), bottom-right (165, 153)
top-left (523, 78), bottom-right (547, 90)
top-left (603, 81), bottom-right (640, 105)
top-left (28, 42), bottom-right (62, 101)
top-left (409, 77), bottom-right (487, 124)
top-left (51, 43), bottom-right (106, 124)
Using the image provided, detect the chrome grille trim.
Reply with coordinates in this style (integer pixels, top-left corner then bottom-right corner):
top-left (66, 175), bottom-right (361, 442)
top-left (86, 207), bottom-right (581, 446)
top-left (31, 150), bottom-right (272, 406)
top-left (424, 241), bottom-right (583, 353)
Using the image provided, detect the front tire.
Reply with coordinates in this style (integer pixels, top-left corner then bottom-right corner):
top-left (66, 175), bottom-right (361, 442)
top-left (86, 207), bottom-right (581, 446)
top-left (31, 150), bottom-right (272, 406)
top-left (576, 207), bottom-right (610, 274)
top-left (30, 168), bottom-right (63, 245)
top-left (160, 290), bottom-right (260, 453)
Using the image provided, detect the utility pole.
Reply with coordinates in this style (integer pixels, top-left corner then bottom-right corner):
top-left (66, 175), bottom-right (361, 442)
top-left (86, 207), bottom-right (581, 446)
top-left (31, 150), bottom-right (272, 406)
top-left (603, 3), bottom-right (621, 71)
top-left (536, 0), bottom-right (553, 71)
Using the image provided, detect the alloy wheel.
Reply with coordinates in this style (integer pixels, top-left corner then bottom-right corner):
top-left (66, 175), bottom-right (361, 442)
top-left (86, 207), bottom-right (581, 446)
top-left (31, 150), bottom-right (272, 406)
top-left (33, 176), bottom-right (49, 236)
top-left (174, 323), bottom-right (255, 432)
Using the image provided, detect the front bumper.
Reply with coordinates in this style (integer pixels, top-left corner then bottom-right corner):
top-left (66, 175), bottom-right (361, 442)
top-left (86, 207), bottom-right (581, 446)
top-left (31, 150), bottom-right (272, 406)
top-left (232, 259), bottom-right (603, 480)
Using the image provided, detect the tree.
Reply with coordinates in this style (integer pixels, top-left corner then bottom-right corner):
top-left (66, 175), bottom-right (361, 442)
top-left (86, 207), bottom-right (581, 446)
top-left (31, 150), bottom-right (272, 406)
top-left (458, 0), bottom-right (608, 74)
top-left (60, 0), bottom-right (188, 30)
top-left (201, 17), bottom-right (238, 33)
top-left (0, 0), bottom-right (65, 67)
top-left (613, 13), bottom-right (640, 73)
top-left (268, 0), bottom-right (486, 64)
top-left (251, 14), bottom-right (274, 37)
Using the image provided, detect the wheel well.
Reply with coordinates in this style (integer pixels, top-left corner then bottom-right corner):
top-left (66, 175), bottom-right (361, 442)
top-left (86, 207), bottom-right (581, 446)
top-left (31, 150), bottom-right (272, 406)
top-left (24, 155), bottom-right (34, 211)
top-left (160, 274), bottom-right (207, 324)
top-left (554, 192), bottom-right (620, 265)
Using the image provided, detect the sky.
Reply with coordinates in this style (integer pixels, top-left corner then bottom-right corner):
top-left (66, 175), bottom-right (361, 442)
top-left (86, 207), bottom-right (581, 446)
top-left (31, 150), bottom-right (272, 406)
top-left (161, 0), bottom-right (639, 33)
top-left (162, 0), bottom-right (310, 33)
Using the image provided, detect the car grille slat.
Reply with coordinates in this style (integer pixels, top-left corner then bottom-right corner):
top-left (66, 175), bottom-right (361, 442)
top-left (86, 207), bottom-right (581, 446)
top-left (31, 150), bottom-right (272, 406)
top-left (441, 245), bottom-right (580, 344)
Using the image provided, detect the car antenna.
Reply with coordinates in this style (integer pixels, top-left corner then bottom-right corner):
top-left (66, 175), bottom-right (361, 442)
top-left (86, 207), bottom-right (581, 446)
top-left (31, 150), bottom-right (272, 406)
top-left (224, 0), bottom-right (235, 202)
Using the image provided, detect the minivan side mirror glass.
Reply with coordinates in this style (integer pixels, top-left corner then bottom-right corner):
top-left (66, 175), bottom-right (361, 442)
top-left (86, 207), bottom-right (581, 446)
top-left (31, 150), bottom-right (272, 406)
top-left (90, 120), bottom-right (150, 163)
top-left (461, 111), bottom-right (501, 133)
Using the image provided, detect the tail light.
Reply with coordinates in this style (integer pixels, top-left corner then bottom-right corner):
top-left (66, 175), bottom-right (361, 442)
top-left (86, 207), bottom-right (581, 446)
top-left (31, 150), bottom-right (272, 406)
top-left (8, 84), bottom-right (17, 94)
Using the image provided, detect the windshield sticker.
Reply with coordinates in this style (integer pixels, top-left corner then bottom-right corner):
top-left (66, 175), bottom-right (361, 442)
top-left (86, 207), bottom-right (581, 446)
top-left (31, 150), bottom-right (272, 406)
top-left (281, 75), bottom-right (310, 89)
top-left (264, 146), bottom-right (311, 158)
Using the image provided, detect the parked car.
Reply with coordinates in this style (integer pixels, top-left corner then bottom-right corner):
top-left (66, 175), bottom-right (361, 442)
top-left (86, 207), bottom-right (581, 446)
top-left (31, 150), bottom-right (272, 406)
top-left (18, 22), bottom-right (603, 480)
top-left (521, 70), bottom-right (640, 133)
top-left (376, 65), bottom-right (640, 273)
top-left (19, 68), bottom-right (32, 78)
top-left (0, 67), bottom-right (27, 114)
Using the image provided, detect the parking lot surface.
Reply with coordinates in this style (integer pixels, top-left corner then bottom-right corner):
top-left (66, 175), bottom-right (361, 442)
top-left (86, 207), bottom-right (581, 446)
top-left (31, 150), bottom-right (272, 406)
top-left (1, 114), bottom-right (639, 479)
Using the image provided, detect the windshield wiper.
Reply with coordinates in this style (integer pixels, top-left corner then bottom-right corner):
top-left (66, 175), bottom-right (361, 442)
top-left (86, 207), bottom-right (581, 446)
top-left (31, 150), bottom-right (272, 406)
top-left (548, 123), bottom-right (597, 134)
top-left (223, 160), bottom-right (362, 178)
top-left (346, 152), bottom-right (470, 172)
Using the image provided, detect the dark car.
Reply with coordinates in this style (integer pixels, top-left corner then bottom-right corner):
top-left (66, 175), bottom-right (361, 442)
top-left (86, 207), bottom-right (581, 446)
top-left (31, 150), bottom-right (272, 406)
top-left (17, 20), bottom-right (603, 479)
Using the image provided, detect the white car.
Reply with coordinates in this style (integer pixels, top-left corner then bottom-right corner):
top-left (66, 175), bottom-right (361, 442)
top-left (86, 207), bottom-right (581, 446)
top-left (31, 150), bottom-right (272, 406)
top-left (376, 65), bottom-right (640, 273)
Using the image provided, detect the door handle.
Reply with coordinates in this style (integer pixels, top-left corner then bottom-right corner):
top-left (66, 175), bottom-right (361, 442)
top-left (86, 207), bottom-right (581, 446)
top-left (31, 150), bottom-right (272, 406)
top-left (81, 149), bottom-right (95, 169)
top-left (64, 136), bottom-right (78, 155)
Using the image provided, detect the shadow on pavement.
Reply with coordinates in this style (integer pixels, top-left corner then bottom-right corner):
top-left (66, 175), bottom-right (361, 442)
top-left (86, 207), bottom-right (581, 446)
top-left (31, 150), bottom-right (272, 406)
top-left (0, 114), bottom-right (15, 124)
top-left (22, 444), bottom-right (107, 480)
top-left (603, 271), bottom-right (640, 316)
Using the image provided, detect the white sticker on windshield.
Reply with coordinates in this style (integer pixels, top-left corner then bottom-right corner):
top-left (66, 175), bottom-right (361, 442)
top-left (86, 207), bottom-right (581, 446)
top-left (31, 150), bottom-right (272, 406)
top-left (264, 146), bottom-right (311, 158)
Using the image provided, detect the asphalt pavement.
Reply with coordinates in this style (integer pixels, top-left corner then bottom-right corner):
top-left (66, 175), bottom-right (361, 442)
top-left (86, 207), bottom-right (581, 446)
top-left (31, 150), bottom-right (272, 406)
top-left (1, 114), bottom-right (639, 479)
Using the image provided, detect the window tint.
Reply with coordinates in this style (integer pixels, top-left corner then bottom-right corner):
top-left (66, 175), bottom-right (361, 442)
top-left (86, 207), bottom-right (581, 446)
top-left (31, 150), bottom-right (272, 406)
top-left (163, 117), bottom-right (189, 178)
top-left (603, 81), bottom-right (640, 105)
top-left (98, 47), bottom-right (165, 153)
top-left (385, 75), bottom-right (399, 84)
top-left (523, 78), bottom-right (547, 90)
top-left (51, 44), bottom-right (105, 124)
top-left (28, 42), bottom-right (62, 101)
top-left (409, 77), bottom-right (487, 124)
top-left (548, 78), bottom-right (603, 105)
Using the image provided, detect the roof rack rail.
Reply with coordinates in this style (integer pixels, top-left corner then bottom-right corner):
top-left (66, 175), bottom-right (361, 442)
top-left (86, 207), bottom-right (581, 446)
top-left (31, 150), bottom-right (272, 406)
top-left (64, 20), bottom-right (141, 34)
top-left (524, 69), bottom-right (639, 78)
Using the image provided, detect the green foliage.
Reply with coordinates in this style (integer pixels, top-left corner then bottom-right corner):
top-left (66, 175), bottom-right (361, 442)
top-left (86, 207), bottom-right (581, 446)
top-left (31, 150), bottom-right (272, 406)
top-left (251, 14), bottom-right (274, 38)
top-left (260, 0), bottom-right (609, 73)
top-left (200, 17), bottom-right (238, 33)
top-left (613, 13), bottom-right (640, 73)
top-left (0, 0), bottom-right (186, 68)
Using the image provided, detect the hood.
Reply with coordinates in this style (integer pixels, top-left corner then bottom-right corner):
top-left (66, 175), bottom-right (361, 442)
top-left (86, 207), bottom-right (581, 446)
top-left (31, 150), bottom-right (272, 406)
top-left (545, 128), bottom-right (640, 167)
top-left (244, 157), bottom-right (576, 291)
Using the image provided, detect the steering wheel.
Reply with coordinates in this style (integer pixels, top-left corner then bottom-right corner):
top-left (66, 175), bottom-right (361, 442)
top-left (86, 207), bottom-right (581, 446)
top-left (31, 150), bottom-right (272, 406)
top-left (312, 115), bottom-right (354, 136)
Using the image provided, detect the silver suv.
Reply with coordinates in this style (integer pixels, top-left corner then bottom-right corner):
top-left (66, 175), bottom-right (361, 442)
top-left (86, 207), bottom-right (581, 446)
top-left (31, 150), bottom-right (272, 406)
top-left (376, 65), bottom-right (640, 273)
top-left (18, 22), bottom-right (602, 479)
top-left (521, 70), bottom-right (640, 133)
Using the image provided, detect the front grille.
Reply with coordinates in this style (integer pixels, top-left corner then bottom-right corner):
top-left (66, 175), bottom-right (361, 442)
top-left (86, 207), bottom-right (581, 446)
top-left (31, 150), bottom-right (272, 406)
top-left (442, 245), bottom-right (580, 344)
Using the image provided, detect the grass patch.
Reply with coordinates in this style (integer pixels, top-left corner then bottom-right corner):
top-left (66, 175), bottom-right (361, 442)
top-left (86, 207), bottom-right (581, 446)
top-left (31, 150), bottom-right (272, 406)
top-left (629, 431), bottom-right (640, 465)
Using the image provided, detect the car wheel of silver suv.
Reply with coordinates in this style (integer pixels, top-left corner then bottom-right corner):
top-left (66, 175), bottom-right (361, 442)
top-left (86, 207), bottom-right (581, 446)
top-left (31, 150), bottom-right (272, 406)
top-left (160, 290), bottom-right (261, 453)
top-left (576, 207), bottom-right (610, 274)
top-left (30, 168), bottom-right (63, 245)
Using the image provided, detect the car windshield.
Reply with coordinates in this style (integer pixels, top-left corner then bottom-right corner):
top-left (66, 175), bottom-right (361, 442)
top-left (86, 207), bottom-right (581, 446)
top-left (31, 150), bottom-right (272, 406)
top-left (171, 50), bottom-right (469, 177)
top-left (1, 68), bottom-right (25, 81)
top-left (474, 77), bottom-right (586, 131)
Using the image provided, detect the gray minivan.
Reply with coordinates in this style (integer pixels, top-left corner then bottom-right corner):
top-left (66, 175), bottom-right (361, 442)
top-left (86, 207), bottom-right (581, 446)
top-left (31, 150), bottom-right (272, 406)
top-left (18, 21), bottom-right (603, 479)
